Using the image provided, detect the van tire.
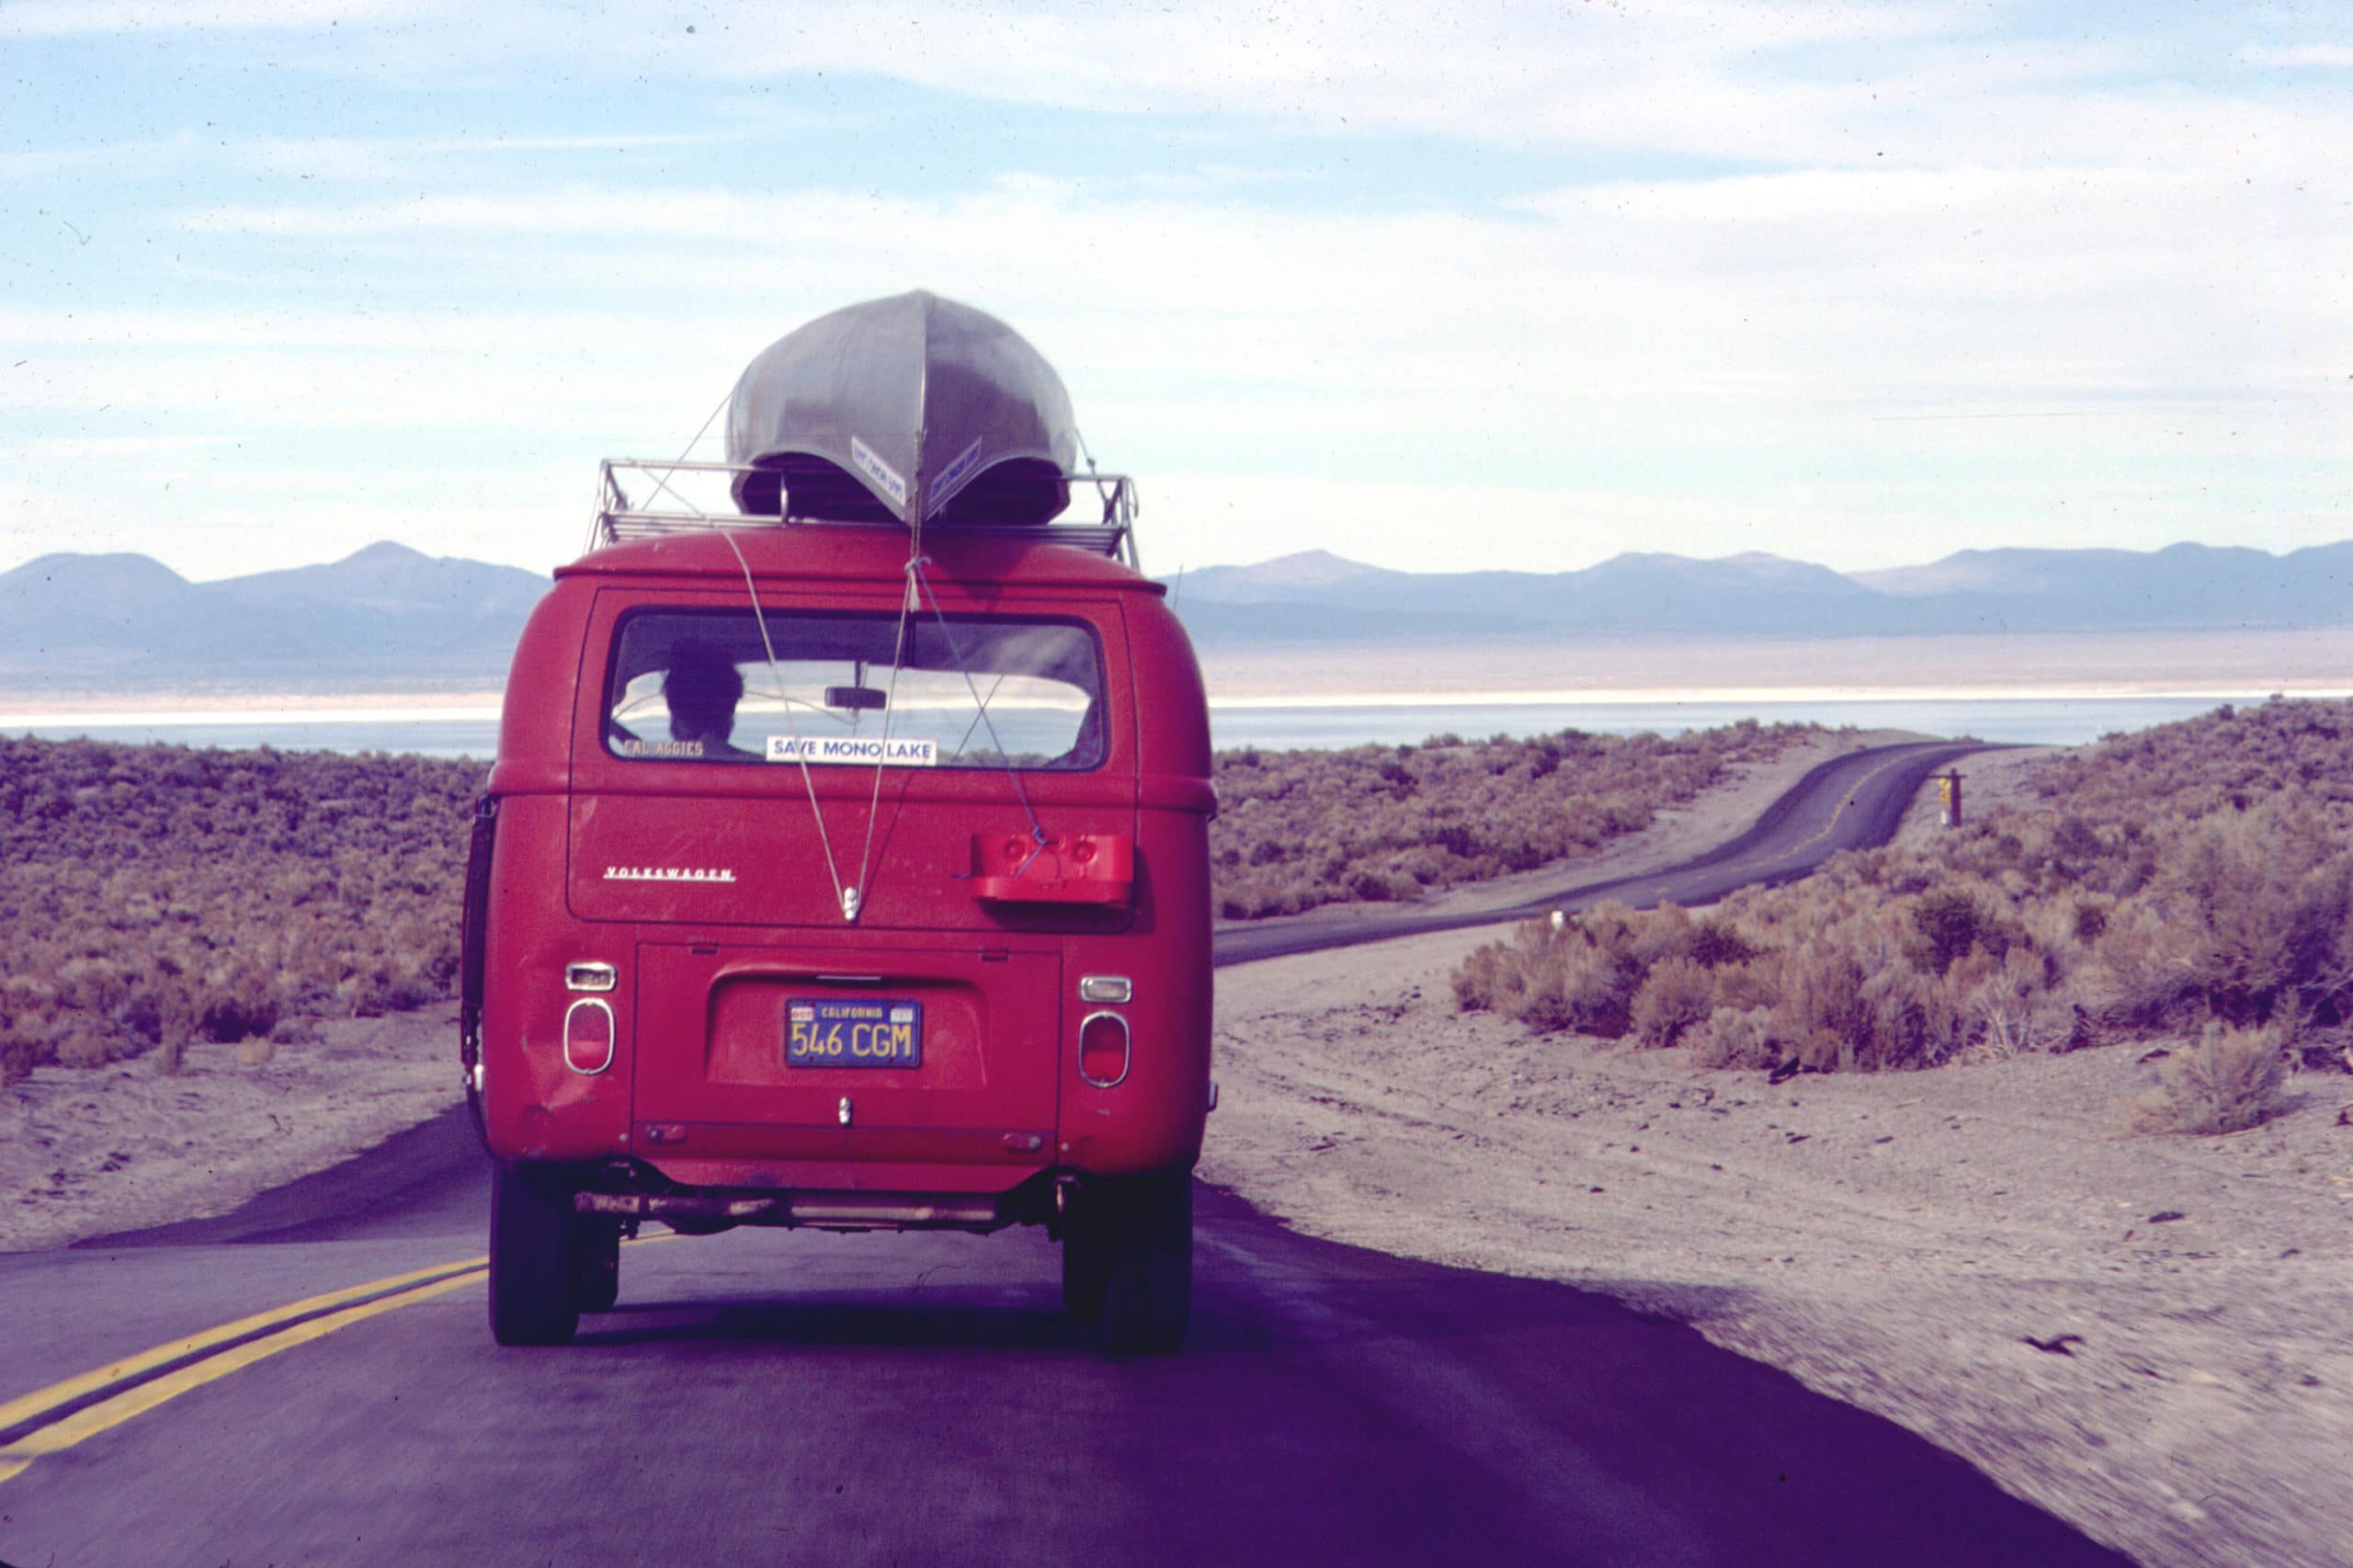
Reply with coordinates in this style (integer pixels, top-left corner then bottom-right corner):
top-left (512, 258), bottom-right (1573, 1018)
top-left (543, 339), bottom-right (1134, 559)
top-left (573, 1215), bottom-right (622, 1313)
top-left (1062, 1223), bottom-right (1109, 1323)
top-left (489, 1165), bottom-right (581, 1346)
top-left (1097, 1173), bottom-right (1191, 1354)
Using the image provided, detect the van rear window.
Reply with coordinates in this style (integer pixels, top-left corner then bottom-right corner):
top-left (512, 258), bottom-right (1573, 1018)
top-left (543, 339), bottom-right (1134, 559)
top-left (604, 609), bottom-right (1107, 771)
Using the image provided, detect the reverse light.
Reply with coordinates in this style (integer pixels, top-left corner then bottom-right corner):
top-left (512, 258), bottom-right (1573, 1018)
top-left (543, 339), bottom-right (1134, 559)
top-left (565, 961), bottom-right (618, 993)
top-left (1078, 1010), bottom-right (1131, 1088)
top-left (1078, 974), bottom-right (1132, 1004)
top-left (563, 999), bottom-right (616, 1074)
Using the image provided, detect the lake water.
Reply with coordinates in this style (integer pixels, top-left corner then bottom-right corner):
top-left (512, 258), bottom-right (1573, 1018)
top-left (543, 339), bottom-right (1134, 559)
top-left (0, 693), bottom-right (2289, 759)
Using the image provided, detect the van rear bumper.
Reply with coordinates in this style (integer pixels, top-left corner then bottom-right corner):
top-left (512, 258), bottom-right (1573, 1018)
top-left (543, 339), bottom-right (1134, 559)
top-left (574, 1165), bottom-right (1063, 1234)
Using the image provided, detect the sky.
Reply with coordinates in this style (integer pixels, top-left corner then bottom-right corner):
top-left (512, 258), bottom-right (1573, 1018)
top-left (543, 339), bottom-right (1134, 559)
top-left (3, 0), bottom-right (2347, 583)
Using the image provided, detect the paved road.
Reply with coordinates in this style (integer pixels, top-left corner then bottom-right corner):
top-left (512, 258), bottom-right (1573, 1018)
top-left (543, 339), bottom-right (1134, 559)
top-left (1218, 740), bottom-right (1986, 963)
top-left (1, 741), bottom-right (2128, 1568)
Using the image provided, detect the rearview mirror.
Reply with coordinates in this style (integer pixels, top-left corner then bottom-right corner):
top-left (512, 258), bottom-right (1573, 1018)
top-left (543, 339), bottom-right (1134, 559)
top-left (825, 685), bottom-right (888, 711)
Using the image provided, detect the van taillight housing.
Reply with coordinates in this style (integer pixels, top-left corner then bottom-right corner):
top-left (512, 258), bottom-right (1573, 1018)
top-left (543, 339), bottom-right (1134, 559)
top-left (563, 999), bottom-right (616, 1075)
top-left (1078, 1010), bottom-right (1130, 1088)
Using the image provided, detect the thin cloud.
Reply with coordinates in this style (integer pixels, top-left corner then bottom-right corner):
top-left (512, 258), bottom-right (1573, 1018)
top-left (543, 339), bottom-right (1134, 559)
top-left (0, 0), bottom-right (437, 33)
top-left (0, 131), bottom-right (199, 183)
top-left (20, 434), bottom-right (242, 458)
top-left (2238, 42), bottom-right (2353, 68)
top-left (229, 130), bottom-right (747, 182)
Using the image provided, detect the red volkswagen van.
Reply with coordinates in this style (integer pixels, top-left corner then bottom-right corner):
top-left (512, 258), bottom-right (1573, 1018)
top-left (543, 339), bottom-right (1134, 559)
top-left (460, 295), bottom-right (1214, 1351)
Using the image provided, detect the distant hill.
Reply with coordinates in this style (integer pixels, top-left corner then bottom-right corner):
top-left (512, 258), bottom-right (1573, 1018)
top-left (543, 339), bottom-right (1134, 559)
top-left (0, 543), bottom-right (550, 694)
top-left (6, 534), bottom-right (2350, 696)
top-left (1847, 541), bottom-right (2353, 631)
top-left (1174, 541), bottom-right (2353, 645)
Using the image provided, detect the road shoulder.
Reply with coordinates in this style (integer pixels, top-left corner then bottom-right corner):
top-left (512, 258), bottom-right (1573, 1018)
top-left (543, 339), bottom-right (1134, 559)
top-left (0, 1005), bottom-right (462, 1254)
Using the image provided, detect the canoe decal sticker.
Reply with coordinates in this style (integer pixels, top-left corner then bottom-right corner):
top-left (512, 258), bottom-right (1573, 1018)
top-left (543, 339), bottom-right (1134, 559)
top-left (926, 437), bottom-right (984, 514)
top-left (848, 435), bottom-right (908, 508)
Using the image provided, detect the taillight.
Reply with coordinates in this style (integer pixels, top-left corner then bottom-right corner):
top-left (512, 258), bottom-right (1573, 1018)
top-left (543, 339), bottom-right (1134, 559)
top-left (1078, 1010), bottom-right (1130, 1088)
top-left (563, 999), bottom-right (616, 1075)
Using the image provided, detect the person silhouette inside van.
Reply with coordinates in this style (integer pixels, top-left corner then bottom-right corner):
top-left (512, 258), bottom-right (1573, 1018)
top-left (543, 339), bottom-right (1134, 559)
top-left (664, 641), bottom-right (757, 760)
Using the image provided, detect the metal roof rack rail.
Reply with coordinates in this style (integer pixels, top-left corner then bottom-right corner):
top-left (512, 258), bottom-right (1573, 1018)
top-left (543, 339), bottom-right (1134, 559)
top-left (589, 458), bottom-right (1141, 569)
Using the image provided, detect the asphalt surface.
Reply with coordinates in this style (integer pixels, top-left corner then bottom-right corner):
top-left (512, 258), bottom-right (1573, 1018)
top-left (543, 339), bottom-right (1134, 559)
top-left (1217, 740), bottom-right (1986, 963)
top-left (1, 740), bottom-right (2131, 1568)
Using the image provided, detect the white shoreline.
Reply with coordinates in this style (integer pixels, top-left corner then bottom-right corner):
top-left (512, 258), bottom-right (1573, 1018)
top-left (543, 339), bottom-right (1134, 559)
top-left (4, 685), bottom-right (2344, 733)
top-left (0, 702), bottom-right (506, 727)
top-left (1210, 682), bottom-right (2349, 709)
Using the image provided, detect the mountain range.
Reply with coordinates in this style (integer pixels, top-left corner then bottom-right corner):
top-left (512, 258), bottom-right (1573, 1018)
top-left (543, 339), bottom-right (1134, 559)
top-left (0, 542), bottom-right (550, 693)
top-left (1169, 542), bottom-right (2353, 644)
top-left (2, 537), bottom-right (2347, 695)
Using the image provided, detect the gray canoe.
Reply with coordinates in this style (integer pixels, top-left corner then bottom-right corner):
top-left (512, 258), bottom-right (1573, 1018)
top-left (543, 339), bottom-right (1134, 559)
top-left (726, 290), bottom-right (1079, 528)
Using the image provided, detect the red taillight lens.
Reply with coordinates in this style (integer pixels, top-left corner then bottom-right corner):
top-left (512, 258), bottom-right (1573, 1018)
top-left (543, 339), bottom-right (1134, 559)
top-left (563, 999), bottom-right (616, 1075)
top-left (1078, 1010), bottom-right (1130, 1087)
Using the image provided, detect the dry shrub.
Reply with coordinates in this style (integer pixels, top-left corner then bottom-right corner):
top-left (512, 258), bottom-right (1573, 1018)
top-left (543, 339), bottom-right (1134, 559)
top-left (1960, 947), bottom-right (2063, 1059)
top-left (2084, 801), bottom-right (2353, 1034)
top-left (54, 1027), bottom-right (112, 1070)
top-left (236, 1036), bottom-right (278, 1068)
top-left (2128, 1022), bottom-right (2288, 1134)
top-left (1693, 1005), bottom-right (1780, 1070)
top-left (1454, 905), bottom-right (1654, 1038)
top-left (1631, 956), bottom-right (1715, 1047)
top-left (0, 735), bottom-right (482, 1076)
top-left (1856, 960), bottom-right (1972, 1068)
top-left (1451, 938), bottom-right (1519, 1015)
top-left (1769, 945), bottom-right (1867, 1065)
top-left (199, 963), bottom-right (282, 1045)
top-left (1523, 937), bottom-right (1640, 1037)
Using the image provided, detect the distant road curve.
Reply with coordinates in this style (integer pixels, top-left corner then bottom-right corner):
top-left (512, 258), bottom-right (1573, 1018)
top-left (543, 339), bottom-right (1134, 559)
top-left (1216, 740), bottom-right (1992, 965)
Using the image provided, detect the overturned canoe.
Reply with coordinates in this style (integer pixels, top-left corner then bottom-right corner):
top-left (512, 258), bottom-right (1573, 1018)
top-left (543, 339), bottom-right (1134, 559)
top-left (726, 290), bottom-right (1079, 528)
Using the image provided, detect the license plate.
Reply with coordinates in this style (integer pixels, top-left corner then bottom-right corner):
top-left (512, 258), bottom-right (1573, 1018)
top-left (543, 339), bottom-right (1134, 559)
top-left (787, 999), bottom-right (922, 1068)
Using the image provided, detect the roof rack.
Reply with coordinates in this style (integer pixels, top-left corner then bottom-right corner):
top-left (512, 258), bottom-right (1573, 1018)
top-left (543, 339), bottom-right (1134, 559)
top-left (589, 459), bottom-right (1141, 570)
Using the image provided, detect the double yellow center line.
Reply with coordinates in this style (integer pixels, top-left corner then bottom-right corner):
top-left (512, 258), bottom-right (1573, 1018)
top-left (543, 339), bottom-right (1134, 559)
top-left (0, 1257), bottom-right (488, 1485)
top-left (1788, 748), bottom-right (1935, 856)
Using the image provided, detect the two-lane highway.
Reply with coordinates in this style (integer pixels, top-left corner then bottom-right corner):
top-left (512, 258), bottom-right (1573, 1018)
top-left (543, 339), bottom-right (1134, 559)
top-left (1218, 740), bottom-right (1984, 962)
top-left (2, 741), bottom-right (2127, 1567)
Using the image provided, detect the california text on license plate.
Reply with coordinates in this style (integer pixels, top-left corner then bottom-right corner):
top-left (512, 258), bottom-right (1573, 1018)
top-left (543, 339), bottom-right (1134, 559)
top-left (787, 999), bottom-right (922, 1068)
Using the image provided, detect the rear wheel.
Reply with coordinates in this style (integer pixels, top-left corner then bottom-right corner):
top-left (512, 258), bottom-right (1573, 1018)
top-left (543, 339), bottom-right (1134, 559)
top-left (489, 1165), bottom-right (580, 1346)
top-left (1062, 1217), bottom-right (1109, 1324)
top-left (573, 1214), bottom-right (622, 1313)
top-left (1093, 1173), bottom-right (1192, 1354)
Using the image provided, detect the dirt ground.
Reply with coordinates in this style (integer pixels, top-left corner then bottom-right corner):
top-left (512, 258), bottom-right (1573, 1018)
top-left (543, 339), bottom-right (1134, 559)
top-left (9, 733), bottom-right (2346, 1565)
top-left (0, 1006), bottom-right (462, 1254)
